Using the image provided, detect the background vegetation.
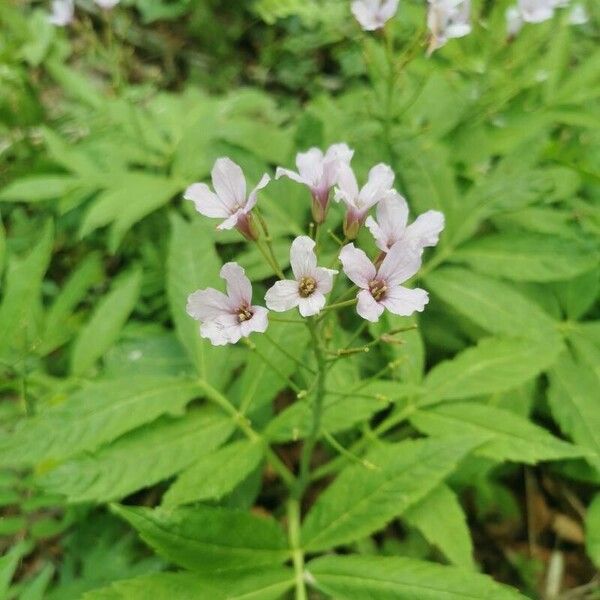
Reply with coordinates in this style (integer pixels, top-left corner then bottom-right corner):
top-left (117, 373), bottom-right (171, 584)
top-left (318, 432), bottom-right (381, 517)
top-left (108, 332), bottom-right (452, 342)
top-left (0, 0), bottom-right (599, 598)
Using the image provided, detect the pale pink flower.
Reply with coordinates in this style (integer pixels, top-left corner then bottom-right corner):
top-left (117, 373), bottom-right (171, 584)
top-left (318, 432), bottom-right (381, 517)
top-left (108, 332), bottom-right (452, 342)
top-left (518, 0), bottom-right (558, 23)
top-left (334, 163), bottom-right (395, 239)
top-left (275, 144), bottom-right (353, 223)
top-left (340, 242), bottom-right (428, 322)
top-left (49, 0), bottom-right (74, 26)
top-left (427, 0), bottom-right (471, 54)
top-left (265, 236), bottom-right (337, 317)
top-left (506, 6), bottom-right (524, 36)
top-left (186, 263), bottom-right (268, 346)
top-left (94, 0), bottom-right (120, 8)
top-left (185, 158), bottom-right (270, 240)
top-left (365, 192), bottom-right (445, 254)
top-left (351, 0), bottom-right (400, 31)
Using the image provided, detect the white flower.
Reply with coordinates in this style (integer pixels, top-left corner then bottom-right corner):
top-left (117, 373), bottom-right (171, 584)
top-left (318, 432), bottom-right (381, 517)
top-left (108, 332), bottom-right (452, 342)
top-left (365, 192), bottom-right (445, 254)
top-left (186, 263), bottom-right (268, 346)
top-left (351, 0), bottom-right (400, 31)
top-left (265, 236), bottom-right (337, 317)
top-left (518, 0), bottom-right (557, 23)
top-left (427, 0), bottom-right (472, 53)
top-left (276, 144), bottom-right (353, 223)
top-left (506, 6), bottom-right (524, 36)
top-left (334, 163), bottom-right (395, 239)
top-left (185, 157), bottom-right (270, 240)
top-left (94, 0), bottom-right (120, 8)
top-left (340, 241), bottom-right (428, 322)
top-left (49, 0), bottom-right (74, 26)
top-left (569, 3), bottom-right (588, 25)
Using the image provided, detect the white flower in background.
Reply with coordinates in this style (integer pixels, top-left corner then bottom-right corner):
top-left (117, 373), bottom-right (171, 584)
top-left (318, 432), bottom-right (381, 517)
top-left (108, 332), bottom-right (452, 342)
top-left (339, 242), bottom-right (428, 322)
top-left (569, 4), bottom-right (588, 25)
top-left (185, 157), bottom-right (270, 241)
top-left (351, 0), bottom-right (400, 31)
top-left (518, 0), bottom-right (559, 23)
top-left (187, 263), bottom-right (268, 346)
top-left (48, 0), bottom-right (74, 26)
top-left (265, 236), bottom-right (337, 317)
top-left (506, 5), bottom-right (524, 36)
top-left (276, 143), bottom-right (353, 223)
top-left (365, 192), bottom-right (445, 254)
top-left (94, 0), bottom-right (120, 8)
top-left (334, 162), bottom-right (395, 239)
top-left (427, 0), bottom-right (472, 54)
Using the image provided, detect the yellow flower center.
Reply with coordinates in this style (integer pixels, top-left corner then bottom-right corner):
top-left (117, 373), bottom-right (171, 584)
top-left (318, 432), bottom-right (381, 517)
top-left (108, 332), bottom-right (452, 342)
top-left (299, 276), bottom-right (317, 298)
top-left (369, 279), bottom-right (387, 301)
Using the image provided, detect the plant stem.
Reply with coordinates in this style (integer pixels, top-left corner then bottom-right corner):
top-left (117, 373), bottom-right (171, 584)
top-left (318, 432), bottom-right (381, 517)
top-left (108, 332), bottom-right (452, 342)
top-left (287, 499), bottom-right (307, 600)
top-left (295, 318), bottom-right (327, 498)
top-left (197, 379), bottom-right (295, 488)
top-left (321, 298), bottom-right (357, 312)
top-left (255, 239), bottom-right (285, 279)
top-left (264, 331), bottom-right (316, 375)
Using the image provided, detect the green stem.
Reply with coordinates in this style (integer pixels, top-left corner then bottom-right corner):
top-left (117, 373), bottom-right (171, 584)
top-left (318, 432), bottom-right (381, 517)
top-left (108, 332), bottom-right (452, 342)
top-left (287, 499), bottom-right (307, 600)
top-left (296, 319), bottom-right (327, 497)
top-left (197, 379), bottom-right (295, 488)
top-left (264, 331), bottom-right (316, 375)
top-left (256, 240), bottom-right (285, 279)
top-left (322, 298), bottom-right (357, 312)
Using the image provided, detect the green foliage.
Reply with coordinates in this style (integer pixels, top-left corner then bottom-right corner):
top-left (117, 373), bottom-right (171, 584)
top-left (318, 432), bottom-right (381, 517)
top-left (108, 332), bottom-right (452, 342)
top-left (1, 0), bottom-right (599, 597)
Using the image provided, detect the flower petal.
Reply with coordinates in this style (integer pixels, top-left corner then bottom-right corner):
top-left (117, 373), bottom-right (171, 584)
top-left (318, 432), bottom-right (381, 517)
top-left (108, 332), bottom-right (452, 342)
top-left (352, 0), bottom-right (384, 30)
top-left (216, 209), bottom-right (244, 231)
top-left (200, 314), bottom-right (240, 346)
top-left (339, 243), bottom-right (376, 289)
top-left (290, 236), bottom-right (318, 279)
top-left (186, 288), bottom-right (232, 321)
top-left (246, 173), bottom-right (270, 212)
top-left (377, 240), bottom-right (422, 287)
top-left (265, 280), bottom-right (300, 312)
top-left (184, 183), bottom-right (230, 218)
top-left (381, 286), bottom-right (429, 316)
top-left (358, 163), bottom-right (395, 211)
top-left (314, 266), bottom-right (337, 295)
top-left (367, 191), bottom-right (409, 251)
top-left (380, 0), bottom-right (400, 21)
top-left (275, 167), bottom-right (308, 186)
top-left (211, 157), bottom-right (246, 210)
top-left (240, 306), bottom-right (269, 337)
top-left (334, 162), bottom-right (360, 207)
top-left (298, 292), bottom-right (326, 317)
top-left (220, 262), bottom-right (252, 307)
top-left (296, 148), bottom-right (324, 184)
top-left (357, 289), bottom-right (385, 322)
top-left (404, 210), bottom-right (445, 250)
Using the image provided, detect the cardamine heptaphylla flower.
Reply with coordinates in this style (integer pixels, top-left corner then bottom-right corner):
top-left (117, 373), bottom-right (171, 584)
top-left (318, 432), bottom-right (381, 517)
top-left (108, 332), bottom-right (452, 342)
top-left (185, 157), bottom-right (270, 240)
top-left (427, 0), bottom-right (472, 53)
top-left (265, 236), bottom-right (337, 317)
top-left (340, 241), bottom-right (428, 322)
top-left (276, 144), bottom-right (353, 223)
top-left (334, 162), bottom-right (395, 240)
top-left (186, 263), bottom-right (268, 346)
top-left (365, 192), bottom-right (445, 254)
top-left (351, 0), bottom-right (400, 31)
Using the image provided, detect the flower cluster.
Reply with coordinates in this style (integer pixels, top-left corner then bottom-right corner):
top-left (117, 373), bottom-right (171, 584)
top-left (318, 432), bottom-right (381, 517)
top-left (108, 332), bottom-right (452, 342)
top-left (506, 0), bottom-right (587, 36)
top-left (185, 148), bottom-right (444, 345)
top-left (49, 0), bottom-right (119, 27)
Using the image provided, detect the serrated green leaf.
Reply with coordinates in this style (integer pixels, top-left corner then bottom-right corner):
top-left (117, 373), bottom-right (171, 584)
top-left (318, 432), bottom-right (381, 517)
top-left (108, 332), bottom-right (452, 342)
top-left (70, 268), bottom-right (142, 376)
top-left (548, 352), bottom-right (600, 473)
top-left (112, 504), bottom-right (289, 574)
top-left (450, 233), bottom-right (599, 282)
top-left (422, 337), bottom-right (562, 405)
top-left (38, 407), bottom-right (234, 503)
top-left (306, 554), bottom-right (527, 599)
top-left (0, 220), bottom-right (53, 361)
top-left (162, 439), bottom-right (264, 507)
top-left (586, 493), bottom-right (600, 569)
top-left (410, 403), bottom-right (585, 464)
top-left (425, 267), bottom-right (558, 340)
top-left (0, 376), bottom-right (204, 466)
top-left (404, 484), bottom-right (474, 570)
top-left (167, 213), bottom-right (230, 388)
top-left (301, 437), bottom-right (481, 552)
top-left (81, 568), bottom-right (294, 600)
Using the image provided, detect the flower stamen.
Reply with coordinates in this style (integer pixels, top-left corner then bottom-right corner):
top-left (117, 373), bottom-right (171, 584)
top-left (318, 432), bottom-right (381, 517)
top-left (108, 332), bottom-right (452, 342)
top-left (299, 276), bottom-right (317, 298)
top-left (369, 279), bottom-right (387, 301)
top-left (237, 306), bottom-right (253, 322)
